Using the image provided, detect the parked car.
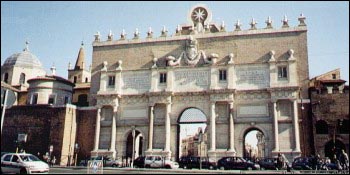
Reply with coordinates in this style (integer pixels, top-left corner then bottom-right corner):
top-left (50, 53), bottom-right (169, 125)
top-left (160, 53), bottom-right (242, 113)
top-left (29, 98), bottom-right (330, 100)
top-left (292, 157), bottom-right (313, 170)
top-left (133, 156), bottom-right (145, 168)
top-left (217, 157), bottom-right (260, 170)
top-left (258, 158), bottom-right (278, 170)
top-left (1, 153), bottom-right (49, 174)
top-left (144, 155), bottom-right (179, 169)
top-left (179, 156), bottom-right (216, 170)
top-left (79, 156), bottom-right (122, 167)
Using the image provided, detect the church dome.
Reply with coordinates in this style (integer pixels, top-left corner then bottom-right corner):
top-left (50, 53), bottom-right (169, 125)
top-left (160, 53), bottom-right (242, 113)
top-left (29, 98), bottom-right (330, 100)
top-left (2, 42), bottom-right (44, 69)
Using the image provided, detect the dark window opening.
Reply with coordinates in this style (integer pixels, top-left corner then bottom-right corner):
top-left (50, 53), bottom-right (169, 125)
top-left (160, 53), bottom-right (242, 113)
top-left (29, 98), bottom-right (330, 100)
top-left (85, 77), bottom-right (88, 83)
top-left (278, 66), bottom-right (288, 79)
top-left (19, 73), bottom-right (25, 85)
top-left (108, 76), bottom-right (115, 86)
top-left (32, 94), bottom-right (38, 105)
top-left (160, 73), bottom-right (167, 83)
top-left (338, 119), bottom-right (349, 134)
top-left (73, 76), bottom-right (77, 83)
top-left (316, 120), bottom-right (328, 134)
top-left (4, 73), bottom-right (9, 83)
top-left (219, 70), bottom-right (227, 81)
top-left (332, 74), bottom-right (337, 80)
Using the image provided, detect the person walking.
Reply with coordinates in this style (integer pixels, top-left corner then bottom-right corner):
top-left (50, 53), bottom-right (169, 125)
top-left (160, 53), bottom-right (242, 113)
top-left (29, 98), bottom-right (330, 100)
top-left (277, 153), bottom-right (284, 170)
top-left (339, 149), bottom-right (349, 170)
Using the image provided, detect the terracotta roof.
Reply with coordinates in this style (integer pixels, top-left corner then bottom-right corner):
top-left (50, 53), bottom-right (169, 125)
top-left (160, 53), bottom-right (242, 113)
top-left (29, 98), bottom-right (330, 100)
top-left (320, 79), bottom-right (346, 84)
top-left (27, 75), bottom-right (75, 86)
top-left (1, 81), bottom-right (19, 92)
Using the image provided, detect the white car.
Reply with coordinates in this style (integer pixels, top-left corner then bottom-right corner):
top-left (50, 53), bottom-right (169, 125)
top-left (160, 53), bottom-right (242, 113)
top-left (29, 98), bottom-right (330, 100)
top-left (1, 153), bottom-right (49, 174)
top-left (144, 155), bottom-right (179, 169)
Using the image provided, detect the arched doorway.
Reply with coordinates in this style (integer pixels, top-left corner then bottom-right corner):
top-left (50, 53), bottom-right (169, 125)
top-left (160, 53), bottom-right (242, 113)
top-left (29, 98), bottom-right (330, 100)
top-left (176, 108), bottom-right (207, 161)
top-left (243, 128), bottom-right (265, 162)
top-left (125, 130), bottom-right (143, 161)
top-left (324, 139), bottom-right (346, 159)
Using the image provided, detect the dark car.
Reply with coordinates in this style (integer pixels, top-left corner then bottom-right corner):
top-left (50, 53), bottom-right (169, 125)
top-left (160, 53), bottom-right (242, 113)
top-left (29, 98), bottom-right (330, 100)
top-left (258, 158), bottom-right (278, 170)
top-left (179, 156), bottom-right (216, 170)
top-left (133, 156), bottom-right (145, 168)
top-left (217, 157), bottom-right (260, 170)
top-left (292, 157), bottom-right (312, 170)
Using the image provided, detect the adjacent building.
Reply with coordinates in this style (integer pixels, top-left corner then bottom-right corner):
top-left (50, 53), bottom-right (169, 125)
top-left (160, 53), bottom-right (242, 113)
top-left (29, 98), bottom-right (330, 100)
top-left (309, 69), bottom-right (349, 158)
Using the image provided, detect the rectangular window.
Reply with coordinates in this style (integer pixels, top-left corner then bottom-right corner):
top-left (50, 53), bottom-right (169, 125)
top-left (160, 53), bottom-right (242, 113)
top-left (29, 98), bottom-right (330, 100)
top-left (160, 73), bottom-right (167, 83)
top-left (278, 66), bottom-right (288, 79)
top-left (332, 74), bottom-right (336, 79)
top-left (31, 94), bottom-right (38, 105)
top-left (108, 76), bottom-right (115, 87)
top-left (64, 96), bottom-right (70, 104)
top-left (219, 70), bottom-right (227, 81)
top-left (48, 94), bottom-right (56, 105)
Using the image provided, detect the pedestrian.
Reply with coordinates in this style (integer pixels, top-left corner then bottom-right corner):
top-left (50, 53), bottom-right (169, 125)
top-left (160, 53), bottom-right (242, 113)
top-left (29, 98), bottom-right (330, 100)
top-left (339, 149), bottom-right (349, 170)
top-left (277, 153), bottom-right (284, 170)
top-left (51, 156), bottom-right (56, 167)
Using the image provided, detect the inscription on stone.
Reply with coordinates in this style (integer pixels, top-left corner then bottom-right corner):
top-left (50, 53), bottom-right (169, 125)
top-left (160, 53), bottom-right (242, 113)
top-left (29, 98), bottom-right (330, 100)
top-left (174, 70), bottom-right (209, 89)
top-left (236, 65), bottom-right (269, 89)
top-left (122, 73), bottom-right (151, 90)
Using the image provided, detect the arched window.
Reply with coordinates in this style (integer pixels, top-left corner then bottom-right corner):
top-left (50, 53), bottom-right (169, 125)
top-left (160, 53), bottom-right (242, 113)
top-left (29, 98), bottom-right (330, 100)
top-left (4, 73), bottom-right (9, 83)
top-left (316, 120), bottom-right (328, 134)
top-left (19, 73), bottom-right (26, 85)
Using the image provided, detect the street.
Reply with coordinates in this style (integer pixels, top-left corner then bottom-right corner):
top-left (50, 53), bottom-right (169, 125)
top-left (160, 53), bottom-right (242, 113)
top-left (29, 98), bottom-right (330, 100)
top-left (48, 167), bottom-right (349, 174)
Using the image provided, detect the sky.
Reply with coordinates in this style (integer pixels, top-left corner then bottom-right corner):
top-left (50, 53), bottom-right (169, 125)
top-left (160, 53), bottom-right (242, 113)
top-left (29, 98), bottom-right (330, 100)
top-left (1, 1), bottom-right (349, 84)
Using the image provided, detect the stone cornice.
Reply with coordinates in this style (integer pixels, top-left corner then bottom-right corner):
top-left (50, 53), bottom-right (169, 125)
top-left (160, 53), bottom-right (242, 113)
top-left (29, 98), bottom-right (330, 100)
top-left (93, 26), bottom-right (307, 47)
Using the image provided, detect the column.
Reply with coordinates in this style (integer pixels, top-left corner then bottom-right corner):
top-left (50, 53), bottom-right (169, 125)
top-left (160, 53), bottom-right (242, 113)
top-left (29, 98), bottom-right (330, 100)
top-left (229, 102), bottom-right (235, 152)
top-left (148, 106), bottom-right (154, 151)
top-left (293, 99), bottom-right (301, 152)
top-left (110, 111), bottom-right (117, 152)
top-left (164, 103), bottom-right (171, 151)
top-left (273, 100), bottom-right (279, 151)
top-left (210, 101), bottom-right (216, 151)
top-left (93, 108), bottom-right (101, 151)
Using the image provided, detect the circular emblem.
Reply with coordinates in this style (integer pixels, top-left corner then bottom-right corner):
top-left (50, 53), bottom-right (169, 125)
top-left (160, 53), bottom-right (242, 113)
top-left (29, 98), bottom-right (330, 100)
top-left (191, 7), bottom-right (208, 23)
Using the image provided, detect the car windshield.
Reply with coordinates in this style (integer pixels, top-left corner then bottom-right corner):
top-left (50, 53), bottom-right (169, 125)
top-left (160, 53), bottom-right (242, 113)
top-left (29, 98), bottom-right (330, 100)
top-left (20, 155), bottom-right (40, 162)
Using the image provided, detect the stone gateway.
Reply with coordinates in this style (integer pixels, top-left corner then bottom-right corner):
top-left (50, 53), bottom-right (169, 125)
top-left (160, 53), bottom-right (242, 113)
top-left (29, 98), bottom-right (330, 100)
top-left (89, 4), bottom-right (309, 162)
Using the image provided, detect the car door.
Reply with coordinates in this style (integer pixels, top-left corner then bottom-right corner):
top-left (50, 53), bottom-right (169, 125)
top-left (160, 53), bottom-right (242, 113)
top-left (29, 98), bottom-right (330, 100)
top-left (10, 155), bottom-right (21, 174)
top-left (235, 157), bottom-right (245, 170)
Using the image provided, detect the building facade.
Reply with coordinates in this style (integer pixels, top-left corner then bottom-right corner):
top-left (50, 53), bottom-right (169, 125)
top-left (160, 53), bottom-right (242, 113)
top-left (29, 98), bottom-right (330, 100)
top-left (89, 4), bottom-right (310, 162)
top-left (309, 69), bottom-right (349, 158)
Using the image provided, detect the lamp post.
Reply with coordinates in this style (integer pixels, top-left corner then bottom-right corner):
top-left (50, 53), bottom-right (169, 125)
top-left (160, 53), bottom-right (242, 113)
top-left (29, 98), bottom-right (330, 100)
top-left (74, 143), bottom-right (79, 166)
top-left (131, 126), bottom-right (135, 168)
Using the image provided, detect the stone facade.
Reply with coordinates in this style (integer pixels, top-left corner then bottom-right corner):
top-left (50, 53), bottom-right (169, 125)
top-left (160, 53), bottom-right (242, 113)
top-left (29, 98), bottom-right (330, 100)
top-left (89, 5), bottom-right (309, 162)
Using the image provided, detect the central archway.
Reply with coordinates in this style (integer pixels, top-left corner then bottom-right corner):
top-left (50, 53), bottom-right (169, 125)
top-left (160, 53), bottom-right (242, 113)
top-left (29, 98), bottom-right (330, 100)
top-left (176, 108), bottom-right (207, 161)
top-left (243, 128), bottom-right (265, 162)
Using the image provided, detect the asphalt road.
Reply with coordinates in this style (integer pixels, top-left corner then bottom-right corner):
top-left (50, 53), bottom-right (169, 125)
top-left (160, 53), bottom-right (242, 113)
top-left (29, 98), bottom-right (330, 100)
top-left (48, 167), bottom-right (298, 174)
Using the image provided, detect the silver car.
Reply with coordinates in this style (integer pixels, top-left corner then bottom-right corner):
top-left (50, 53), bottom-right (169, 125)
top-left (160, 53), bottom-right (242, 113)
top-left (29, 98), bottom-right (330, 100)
top-left (1, 153), bottom-right (49, 174)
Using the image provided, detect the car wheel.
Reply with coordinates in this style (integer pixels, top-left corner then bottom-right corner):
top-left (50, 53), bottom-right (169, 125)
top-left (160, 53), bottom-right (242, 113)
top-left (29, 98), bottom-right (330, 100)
top-left (20, 168), bottom-right (27, 174)
top-left (165, 165), bottom-right (171, 169)
top-left (112, 164), bottom-right (117, 167)
top-left (261, 167), bottom-right (265, 170)
top-left (219, 166), bottom-right (225, 170)
top-left (183, 165), bottom-right (188, 169)
top-left (209, 165), bottom-right (214, 170)
top-left (247, 167), bottom-right (253, 170)
top-left (145, 165), bottom-right (150, 168)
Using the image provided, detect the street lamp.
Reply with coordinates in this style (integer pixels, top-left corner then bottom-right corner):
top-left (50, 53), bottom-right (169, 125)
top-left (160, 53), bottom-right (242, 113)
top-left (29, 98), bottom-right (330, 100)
top-left (131, 126), bottom-right (136, 168)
